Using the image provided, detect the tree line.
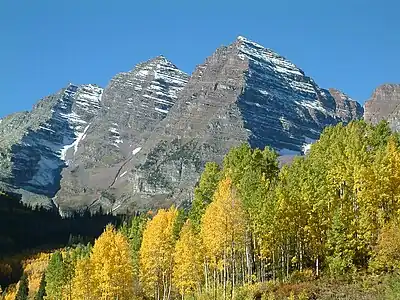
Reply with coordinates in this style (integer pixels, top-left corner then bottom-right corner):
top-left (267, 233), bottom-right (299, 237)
top-left (4, 120), bottom-right (400, 299)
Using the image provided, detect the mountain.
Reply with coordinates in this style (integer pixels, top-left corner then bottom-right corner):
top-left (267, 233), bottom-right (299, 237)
top-left (0, 84), bottom-right (103, 207)
top-left (364, 84), bottom-right (400, 130)
top-left (329, 88), bottom-right (364, 123)
top-left (55, 36), bottom-right (362, 213)
top-left (54, 56), bottom-right (189, 212)
top-left (0, 36), bottom-right (362, 213)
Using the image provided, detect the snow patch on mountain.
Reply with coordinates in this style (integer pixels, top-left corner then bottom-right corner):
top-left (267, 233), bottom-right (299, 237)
top-left (58, 85), bottom-right (103, 164)
top-left (132, 147), bottom-right (142, 155)
top-left (238, 36), bottom-right (317, 96)
top-left (302, 137), bottom-right (316, 154)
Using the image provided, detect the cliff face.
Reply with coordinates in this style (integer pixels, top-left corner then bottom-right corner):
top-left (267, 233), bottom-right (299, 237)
top-left (0, 36), bottom-right (364, 213)
top-left (0, 84), bottom-right (103, 206)
top-left (364, 84), bottom-right (400, 130)
top-left (329, 88), bottom-right (364, 123)
top-left (54, 57), bottom-right (189, 212)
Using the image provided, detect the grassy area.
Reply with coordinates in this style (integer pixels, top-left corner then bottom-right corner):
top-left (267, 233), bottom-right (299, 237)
top-left (191, 274), bottom-right (400, 299)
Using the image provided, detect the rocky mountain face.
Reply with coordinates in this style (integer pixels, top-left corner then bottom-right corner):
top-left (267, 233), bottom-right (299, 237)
top-left (0, 36), bottom-right (363, 213)
top-left (364, 84), bottom-right (400, 130)
top-left (54, 56), bottom-right (189, 212)
top-left (329, 88), bottom-right (364, 123)
top-left (0, 84), bottom-right (103, 206)
top-left (55, 36), bottom-right (362, 213)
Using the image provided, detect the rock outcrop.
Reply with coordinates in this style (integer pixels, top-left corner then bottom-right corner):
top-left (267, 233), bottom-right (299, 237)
top-left (329, 88), bottom-right (363, 123)
top-left (0, 84), bottom-right (103, 206)
top-left (364, 84), bottom-right (400, 130)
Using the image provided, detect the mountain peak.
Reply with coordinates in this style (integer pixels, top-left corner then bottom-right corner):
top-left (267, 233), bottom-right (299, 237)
top-left (0, 37), bottom-right (367, 214)
top-left (328, 88), bottom-right (363, 122)
top-left (364, 83), bottom-right (400, 130)
top-left (328, 88), bottom-right (355, 101)
top-left (150, 54), bottom-right (168, 62)
top-left (373, 83), bottom-right (400, 94)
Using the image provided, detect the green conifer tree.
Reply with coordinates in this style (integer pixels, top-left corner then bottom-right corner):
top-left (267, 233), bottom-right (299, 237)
top-left (45, 251), bottom-right (65, 300)
top-left (15, 272), bottom-right (29, 300)
top-left (34, 273), bottom-right (46, 300)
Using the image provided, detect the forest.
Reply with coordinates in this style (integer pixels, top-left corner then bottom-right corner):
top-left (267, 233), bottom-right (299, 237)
top-left (3, 120), bottom-right (400, 299)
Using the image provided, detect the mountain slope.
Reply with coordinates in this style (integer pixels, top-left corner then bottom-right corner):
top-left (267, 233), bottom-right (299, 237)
top-left (54, 36), bottom-right (362, 213)
top-left (364, 84), bottom-right (400, 130)
top-left (0, 84), bottom-right (103, 206)
top-left (329, 88), bottom-right (364, 123)
top-left (54, 56), bottom-right (189, 212)
top-left (0, 37), bottom-right (363, 213)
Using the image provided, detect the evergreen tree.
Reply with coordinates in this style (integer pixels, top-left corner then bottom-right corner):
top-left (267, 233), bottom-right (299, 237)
top-left (34, 273), bottom-right (46, 300)
top-left (15, 272), bottom-right (29, 300)
top-left (123, 215), bottom-right (148, 276)
top-left (173, 209), bottom-right (188, 241)
top-left (45, 251), bottom-right (65, 300)
top-left (62, 251), bottom-right (75, 300)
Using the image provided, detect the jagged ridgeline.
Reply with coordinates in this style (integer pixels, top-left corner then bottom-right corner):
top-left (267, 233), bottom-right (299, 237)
top-left (0, 36), bottom-right (364, 214)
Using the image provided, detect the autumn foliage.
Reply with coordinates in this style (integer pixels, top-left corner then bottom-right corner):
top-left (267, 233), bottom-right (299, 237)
top-left (3, 121), bottom-right (400, 299)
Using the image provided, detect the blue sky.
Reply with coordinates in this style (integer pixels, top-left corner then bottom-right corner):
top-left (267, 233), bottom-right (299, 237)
top-left (0, 0), bottom-right (398, 118)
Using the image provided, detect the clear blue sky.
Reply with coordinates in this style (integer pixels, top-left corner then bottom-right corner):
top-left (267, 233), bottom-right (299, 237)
top-left (1, 0), bottom-right (398, 118)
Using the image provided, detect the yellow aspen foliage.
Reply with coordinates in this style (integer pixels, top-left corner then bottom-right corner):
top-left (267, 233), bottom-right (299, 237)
top-left (3, 285), bottom-right (16, 300)
top-left (90, 224), bottom-right (134, 300)
top-left (140, 207), bottom-right (178, 299)
top-left (370, 220), bottom-right (400, 272)
top-left (201, 177), bottom-right (246, 265)
top-left (22, 253), bottom-right (50, 298)
top-left (173, 220), bottom-right (203, 297)
top-left (357, 137), bottom-right (400, 249)
top-left (71, 257), bottom-right (95, 300)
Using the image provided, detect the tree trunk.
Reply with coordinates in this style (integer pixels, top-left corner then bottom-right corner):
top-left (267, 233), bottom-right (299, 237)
top-left (286, 239), bottom-right (290, 279)
top-left (224, 249), bottom-right (227, 300)
top-left (232, 246), bottom-right (235, 300)
top-left (213, 268), bottom-right (217, 300)
top-left (299, 239), bottom-right (303, 272)
top-left (281, 247), bottom-right (284, 280)
top-left (273, 250), bottom-right (276, 281)
top-left (205, 259), bottom-right (209, 292)
top-left (167, 272), bottom-right (172, 300)
top-left (245, 230), bottom-right (253, 283)
top-left (241, 253), bottom-right (245, 285)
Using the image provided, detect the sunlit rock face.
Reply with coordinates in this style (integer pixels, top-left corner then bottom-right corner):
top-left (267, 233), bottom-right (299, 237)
top-left (364, 84), bottom-right (400, 130)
